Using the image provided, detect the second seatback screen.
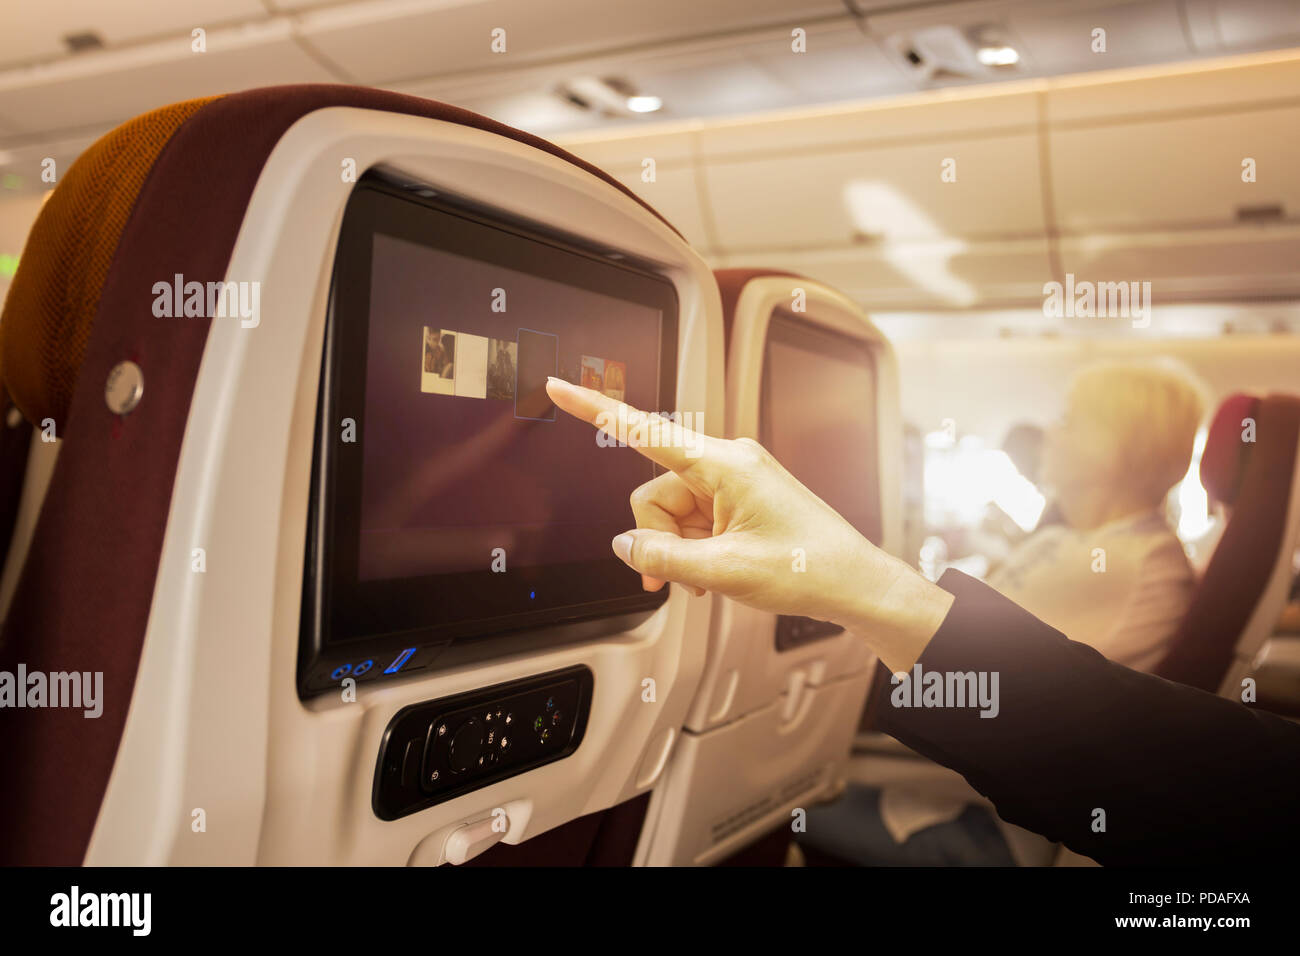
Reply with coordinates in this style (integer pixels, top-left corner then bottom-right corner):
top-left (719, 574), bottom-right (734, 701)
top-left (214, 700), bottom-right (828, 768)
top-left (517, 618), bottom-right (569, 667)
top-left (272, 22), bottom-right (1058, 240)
top-left (760, 311), bottom-right (882, 546)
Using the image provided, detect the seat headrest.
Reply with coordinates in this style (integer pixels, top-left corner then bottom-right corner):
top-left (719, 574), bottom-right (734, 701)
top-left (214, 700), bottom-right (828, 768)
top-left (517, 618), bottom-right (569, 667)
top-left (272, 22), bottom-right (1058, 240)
top-left (0, 98), bottom-right (219, 428)
top-left (1200, 393), bottom-right (1260, 507)
top-left (0, 84), bottom-right (682, 432)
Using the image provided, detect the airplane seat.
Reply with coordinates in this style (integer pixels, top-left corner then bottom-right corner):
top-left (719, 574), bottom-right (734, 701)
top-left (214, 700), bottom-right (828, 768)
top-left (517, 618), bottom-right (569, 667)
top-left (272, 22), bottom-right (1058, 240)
top-left (0, 84), bottom-right (723, 865)
top-left (1154, 391), bottom-right (1300, 696)
top-left (0, 98), bottom-right (215, 599)
top-left (635, 268), bottom-right (901, 865)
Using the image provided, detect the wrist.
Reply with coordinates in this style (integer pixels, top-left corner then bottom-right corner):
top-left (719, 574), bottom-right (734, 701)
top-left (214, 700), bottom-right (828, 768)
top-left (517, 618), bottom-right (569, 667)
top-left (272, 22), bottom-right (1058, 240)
top-left (832, 541), bottom-right (955, 674)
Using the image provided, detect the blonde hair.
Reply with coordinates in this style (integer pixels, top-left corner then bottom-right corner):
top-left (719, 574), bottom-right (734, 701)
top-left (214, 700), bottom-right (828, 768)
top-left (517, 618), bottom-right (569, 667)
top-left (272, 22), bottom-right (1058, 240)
top-left (1065, 358), bottom-right (1208, 506)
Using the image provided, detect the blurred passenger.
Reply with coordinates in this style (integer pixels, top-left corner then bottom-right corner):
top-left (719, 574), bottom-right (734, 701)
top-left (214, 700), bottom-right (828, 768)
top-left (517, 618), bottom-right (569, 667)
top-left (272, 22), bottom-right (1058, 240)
top-left (988, 359), bottom-right (1206, 670)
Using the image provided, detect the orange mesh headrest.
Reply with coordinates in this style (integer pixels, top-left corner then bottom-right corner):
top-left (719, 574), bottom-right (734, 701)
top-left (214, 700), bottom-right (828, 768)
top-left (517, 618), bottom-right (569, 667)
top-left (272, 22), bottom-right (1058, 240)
top-left (0, 96), bottom-right (219, 428)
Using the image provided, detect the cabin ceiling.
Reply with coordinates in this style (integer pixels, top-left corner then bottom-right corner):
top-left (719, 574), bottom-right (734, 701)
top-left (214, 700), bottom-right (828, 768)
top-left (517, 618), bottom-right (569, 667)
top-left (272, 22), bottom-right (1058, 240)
top-left (1, 0), bottom-right (1299, 323)
top-left (0, 0), bottom-right (1298, 168)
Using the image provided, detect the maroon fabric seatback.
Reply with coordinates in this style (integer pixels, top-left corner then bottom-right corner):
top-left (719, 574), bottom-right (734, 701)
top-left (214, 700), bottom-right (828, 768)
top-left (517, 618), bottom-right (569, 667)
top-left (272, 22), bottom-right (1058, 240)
top-left (0, 85), bottom-right (679, 865)
top-left (1154, 393), bottom-right (1300, 692)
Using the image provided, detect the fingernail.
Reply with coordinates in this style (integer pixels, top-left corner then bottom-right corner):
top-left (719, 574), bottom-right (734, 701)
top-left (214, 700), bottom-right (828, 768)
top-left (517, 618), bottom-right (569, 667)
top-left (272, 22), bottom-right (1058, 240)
top-left (611, 532), bottom-right (634, 564)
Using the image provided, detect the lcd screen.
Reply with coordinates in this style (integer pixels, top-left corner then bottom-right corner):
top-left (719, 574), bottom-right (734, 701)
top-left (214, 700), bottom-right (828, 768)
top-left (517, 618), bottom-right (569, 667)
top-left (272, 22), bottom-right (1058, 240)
top-left (760, 310), bottom-right (882, 545)
top-left (360, 234), bottom-right (663, 580)
top-left (307, 180), bottom-right (678, 661)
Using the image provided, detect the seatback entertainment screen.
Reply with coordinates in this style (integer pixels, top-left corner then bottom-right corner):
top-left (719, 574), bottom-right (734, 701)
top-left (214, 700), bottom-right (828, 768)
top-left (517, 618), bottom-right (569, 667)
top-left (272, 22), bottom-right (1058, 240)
top-left (760, 311), bottom-right (881, 544)
top-left (760, 310), bottom-right (881, 650)
top-left (299, 177), bottom-right (678, 694)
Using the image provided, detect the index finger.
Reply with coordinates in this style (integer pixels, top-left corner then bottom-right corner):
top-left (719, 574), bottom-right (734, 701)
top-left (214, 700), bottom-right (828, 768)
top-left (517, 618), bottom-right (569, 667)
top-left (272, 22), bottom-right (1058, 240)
top-left (545, 376), bottom-right (716, 478)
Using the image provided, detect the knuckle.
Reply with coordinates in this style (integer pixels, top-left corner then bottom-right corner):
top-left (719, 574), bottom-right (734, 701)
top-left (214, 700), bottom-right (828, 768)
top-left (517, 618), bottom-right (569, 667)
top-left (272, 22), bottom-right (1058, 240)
top-left (732, 436), bottom-right (771, 469)
top-left (628, 482), bottom-right (655, 509)
top-left (630, 535), bottom-right (665, 576)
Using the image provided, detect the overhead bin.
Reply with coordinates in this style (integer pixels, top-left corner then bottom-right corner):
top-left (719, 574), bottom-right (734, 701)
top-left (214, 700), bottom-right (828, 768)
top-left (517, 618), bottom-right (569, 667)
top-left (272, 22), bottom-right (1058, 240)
top-left (703, 132), bottom-right (1047, 251)
top-left (715, 238), bottom-right (1054, 311)
top-left (691, 87), bottom-right (1044, 253)
top-left (297, 0), bottom-right (847, 86)
top-left (692, 86), bottom-right (1041, 154)
top-left (1043, 49), bottom-right (1300, 122)
top-left (1048, 105), bottom-right (1300, 233)
top-left (1057, 225), bottom-right (1300, 301)
top-left (557, 48), bottom-right (1300, 308)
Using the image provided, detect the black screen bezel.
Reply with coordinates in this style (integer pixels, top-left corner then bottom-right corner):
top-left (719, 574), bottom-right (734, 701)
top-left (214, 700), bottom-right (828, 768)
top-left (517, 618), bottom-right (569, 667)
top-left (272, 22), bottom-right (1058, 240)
top-left (301, 177), bottom-right (678, 685)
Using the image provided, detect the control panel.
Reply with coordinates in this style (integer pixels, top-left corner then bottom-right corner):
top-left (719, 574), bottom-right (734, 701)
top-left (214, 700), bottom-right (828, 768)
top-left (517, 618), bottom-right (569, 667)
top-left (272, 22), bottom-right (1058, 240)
top-left (774, 614), bottom-right (845, 651)
top-left (373, 666), bottom-right (593, 821)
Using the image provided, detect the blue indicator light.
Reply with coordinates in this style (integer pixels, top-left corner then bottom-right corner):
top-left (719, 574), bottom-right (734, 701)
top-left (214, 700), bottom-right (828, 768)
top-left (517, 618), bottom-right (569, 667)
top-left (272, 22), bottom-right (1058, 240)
top-left (353, 660), bottom-right (374, 677)
top-left (330, 664), bottom-right (352, 680)
top-left (530, 591), bottom-right (535, 599)
top-left (384, 647), bottom-right (417, 674)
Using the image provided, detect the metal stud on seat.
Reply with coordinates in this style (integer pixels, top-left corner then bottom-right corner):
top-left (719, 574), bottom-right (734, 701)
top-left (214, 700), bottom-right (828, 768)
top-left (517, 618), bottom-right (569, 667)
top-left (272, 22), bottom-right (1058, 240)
top-left (105, 360), bottom-right (144, 416)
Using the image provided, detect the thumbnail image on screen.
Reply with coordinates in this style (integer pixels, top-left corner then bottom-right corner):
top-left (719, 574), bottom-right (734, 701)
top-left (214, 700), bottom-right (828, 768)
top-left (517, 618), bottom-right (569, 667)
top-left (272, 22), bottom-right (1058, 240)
top-left (760, 310), bottom-right (882, 546)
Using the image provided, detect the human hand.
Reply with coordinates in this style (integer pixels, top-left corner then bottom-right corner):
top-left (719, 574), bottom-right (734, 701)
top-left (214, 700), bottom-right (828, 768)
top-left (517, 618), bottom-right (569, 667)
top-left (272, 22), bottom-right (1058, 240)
top-left (544, 377), bottom-right (953, 670)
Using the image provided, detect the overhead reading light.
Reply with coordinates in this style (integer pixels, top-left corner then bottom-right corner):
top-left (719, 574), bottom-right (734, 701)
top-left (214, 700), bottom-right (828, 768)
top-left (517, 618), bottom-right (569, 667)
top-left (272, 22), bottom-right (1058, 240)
top-left (969, 25), bottom-right (1021, 69)
top-left (557, 76), bottom-right (662, 117)
top-left (976, 45), bottom-right (1020, 66)
top-left (626, 95), bottom-right (662, 114)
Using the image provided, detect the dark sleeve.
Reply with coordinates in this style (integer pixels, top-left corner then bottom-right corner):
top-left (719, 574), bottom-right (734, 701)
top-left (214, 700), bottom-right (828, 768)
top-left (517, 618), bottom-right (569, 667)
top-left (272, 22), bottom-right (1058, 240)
top-left (876, 569), bottom-right (1300, 865)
